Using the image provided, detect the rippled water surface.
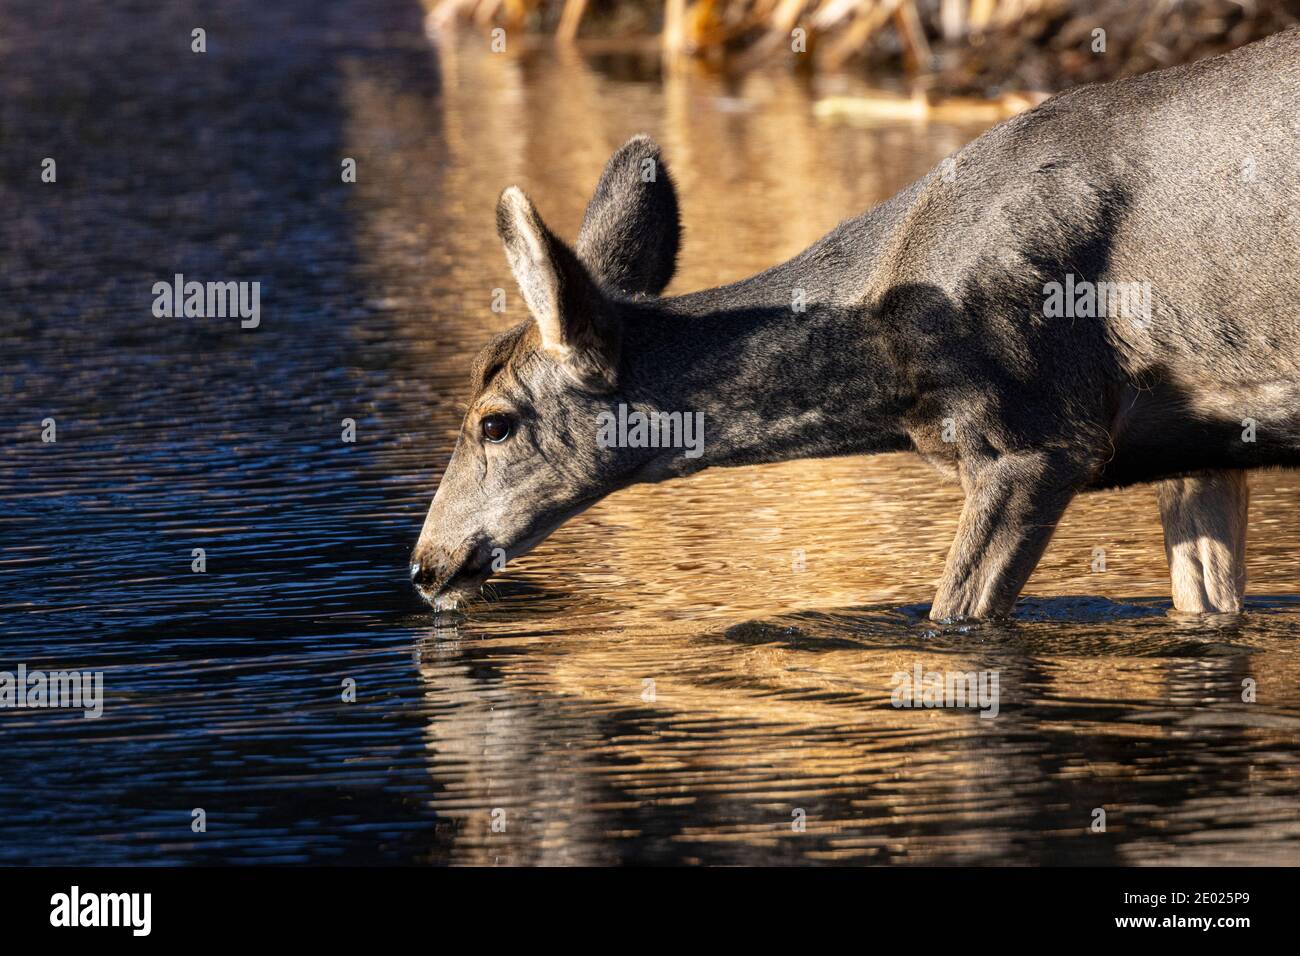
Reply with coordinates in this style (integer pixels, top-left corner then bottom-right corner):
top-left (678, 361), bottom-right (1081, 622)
top-left (3, 0), bottom-right (1299, 865)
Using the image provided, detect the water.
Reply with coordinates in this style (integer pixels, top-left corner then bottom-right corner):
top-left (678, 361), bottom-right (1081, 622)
top-left (2, 0), bottom-right (1299, 865)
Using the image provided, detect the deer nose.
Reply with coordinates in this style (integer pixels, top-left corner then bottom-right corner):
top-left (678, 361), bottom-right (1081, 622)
top-left (410, 553), bottom-right (436, 588)
top-left (409, 547), bottom-right (451, 590)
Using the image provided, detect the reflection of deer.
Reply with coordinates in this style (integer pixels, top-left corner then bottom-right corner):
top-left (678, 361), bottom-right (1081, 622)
top-left (412, 33), bottom-right (1299, 620)
top-left (414, 630), bottom-right (617, 865)
top-left (414, 600), bottom-right (1300, 863)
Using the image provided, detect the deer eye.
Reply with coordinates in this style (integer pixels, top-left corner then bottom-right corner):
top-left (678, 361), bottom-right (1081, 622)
top-left (480, 413), bottom-right (513, 443)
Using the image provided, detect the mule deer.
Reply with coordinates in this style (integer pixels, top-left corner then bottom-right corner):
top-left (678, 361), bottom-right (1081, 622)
top-left (412, 31), bottom-right (1299, 620)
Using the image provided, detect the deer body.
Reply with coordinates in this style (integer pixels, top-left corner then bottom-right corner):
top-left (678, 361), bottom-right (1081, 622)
top-left (413, 32), bottom-right (1299, 620)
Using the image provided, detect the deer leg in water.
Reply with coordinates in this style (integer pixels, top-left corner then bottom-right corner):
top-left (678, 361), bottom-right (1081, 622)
top-left (930, 452), bottom-right (1086, 621)
top-left (1157, 470), bottom-right (1249, 613)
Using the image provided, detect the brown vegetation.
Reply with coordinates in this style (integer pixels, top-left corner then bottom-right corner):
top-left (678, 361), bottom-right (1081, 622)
top-left (429, 0), bottom-right (1299, 92)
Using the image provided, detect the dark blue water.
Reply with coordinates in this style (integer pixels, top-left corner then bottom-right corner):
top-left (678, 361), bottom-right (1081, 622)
top-left (0, 0), bottom-right (454, 864)
top-left (3, 0), bottom-right (1299, 866)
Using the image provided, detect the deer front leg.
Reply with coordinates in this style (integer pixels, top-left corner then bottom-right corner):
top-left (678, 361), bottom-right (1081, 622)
top-left (1156, 470), bottom-right (1248, 613)
top-left (929, 451), bottom-right (1086, 621)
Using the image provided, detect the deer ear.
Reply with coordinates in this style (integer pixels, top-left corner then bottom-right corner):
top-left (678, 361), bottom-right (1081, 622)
top-left (496, 187), bottom-right (619, 383)
top-left (575, 135), bottom-right (681, 297)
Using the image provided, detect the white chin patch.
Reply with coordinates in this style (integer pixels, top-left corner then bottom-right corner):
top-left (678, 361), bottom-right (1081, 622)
top-left (433, 593), bottom-right (461, 612)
